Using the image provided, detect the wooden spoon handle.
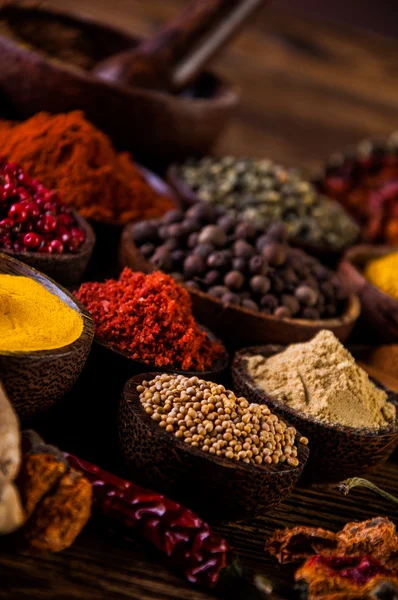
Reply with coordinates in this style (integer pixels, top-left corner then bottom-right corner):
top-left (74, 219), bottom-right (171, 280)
top-left (171, 0), bottom-right (265, 91)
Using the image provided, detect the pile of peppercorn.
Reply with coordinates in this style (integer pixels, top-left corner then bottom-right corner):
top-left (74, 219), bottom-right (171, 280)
top-left (0, 157), bottom-right (85, 254)
top-left (132, 203), bottom-right (348, 320)
top-left (174, 157), bottom-right (359, 252)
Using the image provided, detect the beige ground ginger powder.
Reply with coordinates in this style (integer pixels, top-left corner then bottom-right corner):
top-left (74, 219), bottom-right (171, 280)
top-left (246, 330), bottom-right (396, 429)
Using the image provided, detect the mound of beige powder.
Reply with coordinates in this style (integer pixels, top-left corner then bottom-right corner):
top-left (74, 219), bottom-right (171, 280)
top-left (246, 330), bottom-right (396, 429)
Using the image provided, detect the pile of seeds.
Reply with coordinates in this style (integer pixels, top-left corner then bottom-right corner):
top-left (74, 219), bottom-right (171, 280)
top-left (132, 204), bottom-right (349, 320)
top-left (138, 374), bottom-right (308, 467)
top-left (174, 157), bottom-right (359, 251)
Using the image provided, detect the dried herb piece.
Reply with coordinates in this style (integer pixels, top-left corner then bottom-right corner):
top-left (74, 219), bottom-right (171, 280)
top-left (338, 477), bottom-right (398, 508)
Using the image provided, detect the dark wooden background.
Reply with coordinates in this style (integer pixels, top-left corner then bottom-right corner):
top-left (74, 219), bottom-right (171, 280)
top-left (2, 1), bottom-right (398, 599)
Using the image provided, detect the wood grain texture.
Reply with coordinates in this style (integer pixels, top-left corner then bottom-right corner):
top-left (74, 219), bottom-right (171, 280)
top-left (2, 1), bottom-right (398, 599)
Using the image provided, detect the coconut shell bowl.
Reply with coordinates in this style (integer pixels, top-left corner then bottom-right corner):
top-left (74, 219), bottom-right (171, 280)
top-left (338, 245), bottom-right (398, 344)
top-left (232, 345), bottom-right (398, 484)
top-left (119, 372), bottom-right (309, 522)
top-left (0, 2), bottom-right (238, 166)
top-left (0, 254), bottom-right (94, 420)
top-left (1, 211), bottom-right (95, 288)
top-left (119, 229), bottom-right (361, 349)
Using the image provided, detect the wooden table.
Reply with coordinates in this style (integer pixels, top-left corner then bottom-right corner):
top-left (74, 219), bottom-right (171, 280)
top-left (2, 2), bottom-right (398, 599)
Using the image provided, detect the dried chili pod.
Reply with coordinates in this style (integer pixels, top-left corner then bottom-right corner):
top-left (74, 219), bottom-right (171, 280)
top-left (65, 453), bottom-right (274, 598)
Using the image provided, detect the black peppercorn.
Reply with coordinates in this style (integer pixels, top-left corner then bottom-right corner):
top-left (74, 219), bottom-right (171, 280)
top-left (250, 275), bottom-right (271, 295)
top-left (249, 255), bottom-right (268, 275)
top-left (262, 243), bottom-right (287, 267)
top-left (235, 221), bottom-right (257, 240)
top-left (224, 270), bottom-right (245, 290)
top-left (183, 255), bottom-right (206, 278)
top-left (241, 298), bottom-right (259, 311)
top-left (217, 214), bottom-right (236, 232)
top-left (187, 232), bottom-right (199, 248)
top-left (162, 209), bottom-right (184, 224)
top-left (185, 280), bottom-right (200, 290)
top-left (151, 247), bottom-right (173, 271)
top-left (295, 285), bottom-right (318, 306)
top-left (261, 294), bottom-right (278, 312)
top-left (208, 285), bottom-right (229, 298)
top-left (204, 270), bottom-right (221, 286)
top-left (233, 239), bottom-right (255, 258)
top-left (207, 251), bottom-right (230, 270)
top-left (193, 243), bottom-right (214, 259)
top-left (133, 221), bottom-right (158, 244)
top-left (198, 225), bottom-right (227, 247)
top-left (232, 257), bottom-right (247, 272)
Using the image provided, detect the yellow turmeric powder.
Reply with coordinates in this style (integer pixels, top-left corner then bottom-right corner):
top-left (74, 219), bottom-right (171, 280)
top-left (365, 252), bottom-right (398, 300)
top-left (0, 275), bottom-right (83, 352)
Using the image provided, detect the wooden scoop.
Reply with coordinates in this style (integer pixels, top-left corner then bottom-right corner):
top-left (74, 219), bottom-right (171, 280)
top-left (93, 0), bottom-right (265, 92)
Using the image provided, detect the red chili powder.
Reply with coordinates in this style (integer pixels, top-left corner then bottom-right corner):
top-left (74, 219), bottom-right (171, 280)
top-left (76, 269), bottom-right (224, 371)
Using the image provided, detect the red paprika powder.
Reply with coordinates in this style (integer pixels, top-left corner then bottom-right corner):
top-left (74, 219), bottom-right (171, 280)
top-left (76, 269), bottom-right (224, 371)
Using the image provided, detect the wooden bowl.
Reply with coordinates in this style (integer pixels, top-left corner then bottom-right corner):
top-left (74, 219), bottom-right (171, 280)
top-left (0, 3), bottom-right (239, 166)
top-left (338, 245), bottom-right (398, 343)
top-left (119, 228), bottom-right (361, 349)
top-left (0, 211), bottom-right (95, 288)
top-left (232, 345), bottom-right (398, 483)
top-left (0, 254), bottom-right (94, 419)
top-left (86, 165), bottom-right (179, 281)
top-left (167, 165), bottom-right (359, 265)
top-left (119, 372), bottom-right (309, 522)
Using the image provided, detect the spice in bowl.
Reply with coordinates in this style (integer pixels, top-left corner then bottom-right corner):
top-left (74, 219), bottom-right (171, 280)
top-left (0, 111), bottom-right (174, 224)
top-left (364, 252), bottom-right (398, 300)
top-left (132, 205), bottom-right (349, 320)
top-left (138, 373), bottom-right (308, 466)
top-left (75, 268), bottom-right (224, 372)
top-left (245, 330), bottom-right (396, 429)
top-left (0, 274), bottom-right (83, 352)
top-left (174, 157), bottom-right (359, 251)
top-left (318, 134), bottom-right (398, 245)
top-left (0, 157), bottom-right (85, 254)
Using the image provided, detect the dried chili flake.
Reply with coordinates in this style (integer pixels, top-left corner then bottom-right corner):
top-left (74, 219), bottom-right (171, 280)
top-left (76, 269), bottom-right (224, 371)
top-left (295, 554), bottom-right (398, 600)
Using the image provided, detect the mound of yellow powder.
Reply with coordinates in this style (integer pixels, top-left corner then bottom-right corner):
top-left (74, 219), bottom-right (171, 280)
top-left (0, 274), bottom-right (83, 352)
top-left (246, 330), bottom-right (396, 429)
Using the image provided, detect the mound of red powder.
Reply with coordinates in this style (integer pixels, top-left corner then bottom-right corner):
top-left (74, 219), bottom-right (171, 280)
top-left (76, 269), bottom-right (224, 371)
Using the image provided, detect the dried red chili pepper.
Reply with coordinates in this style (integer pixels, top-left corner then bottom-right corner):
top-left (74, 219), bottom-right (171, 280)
top-left (64, 453), bottom-right (229, 588)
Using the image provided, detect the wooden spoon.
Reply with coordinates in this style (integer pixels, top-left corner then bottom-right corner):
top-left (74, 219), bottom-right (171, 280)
top-left (93, 0), bottom-right (265, 92)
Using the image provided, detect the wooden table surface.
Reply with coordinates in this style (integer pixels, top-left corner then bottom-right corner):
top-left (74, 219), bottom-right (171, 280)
top-left (2, 2), bottom-right (398, 599)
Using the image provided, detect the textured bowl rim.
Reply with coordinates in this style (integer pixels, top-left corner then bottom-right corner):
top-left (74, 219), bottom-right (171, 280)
top-left (233, 345), bottom-right (398, 439)
top-left (0, 252), bottom-right (94, 357)
top-left (122, 372), bottom-right (310, 476)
